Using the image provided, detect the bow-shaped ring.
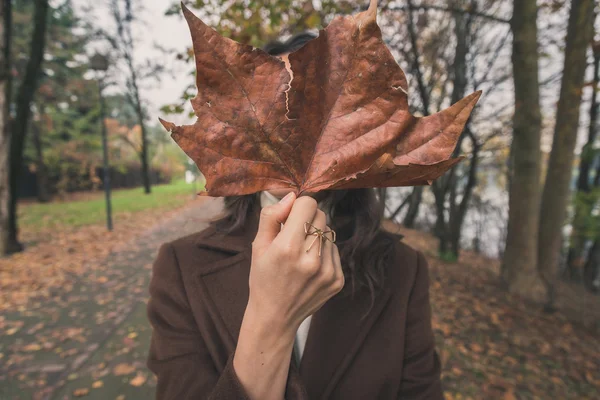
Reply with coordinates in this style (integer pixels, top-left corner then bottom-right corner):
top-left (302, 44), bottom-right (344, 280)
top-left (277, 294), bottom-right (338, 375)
top-left (304, 222), bottom-right (337, 256)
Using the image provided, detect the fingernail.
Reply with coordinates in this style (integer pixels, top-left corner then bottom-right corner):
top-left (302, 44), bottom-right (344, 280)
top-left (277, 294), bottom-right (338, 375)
top-left (279, 192), bottom-right (294, 204)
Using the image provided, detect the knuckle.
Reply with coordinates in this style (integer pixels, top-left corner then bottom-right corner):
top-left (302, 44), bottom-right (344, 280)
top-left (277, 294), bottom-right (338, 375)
top-left (321, 267), bottom-right (336, 285)
top-left (298, 196), bottom-right (318, 209)
top-left (332, 277), bottom-right (345, 293)
top-left (300, 257), bottom-right (321, 275)
top-left (315, 209), bottom-right (326, 222)
top-left (332, 273), bottom-right (345, 291)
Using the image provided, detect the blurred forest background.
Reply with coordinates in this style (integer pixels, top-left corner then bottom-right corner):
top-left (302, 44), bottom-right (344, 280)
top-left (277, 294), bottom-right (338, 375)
top-left (1, 0), bottom-right (600, 399)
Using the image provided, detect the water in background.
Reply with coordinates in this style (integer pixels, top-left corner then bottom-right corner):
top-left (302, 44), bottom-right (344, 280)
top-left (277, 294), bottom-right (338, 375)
top-left (385, 175), bottom-right (508, 259)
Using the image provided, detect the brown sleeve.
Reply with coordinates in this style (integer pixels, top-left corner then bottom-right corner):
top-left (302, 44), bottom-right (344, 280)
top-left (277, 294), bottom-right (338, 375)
top-left (397, 250), bottom-right (444, 399)
top-left (146, 243), bottom-right (252, 400)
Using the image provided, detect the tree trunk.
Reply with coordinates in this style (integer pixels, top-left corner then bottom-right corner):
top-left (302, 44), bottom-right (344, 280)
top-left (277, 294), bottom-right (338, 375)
top-left (132, 77), bottom-right (150, 194)
top-left (538, 0), bottom-right (595, 304)
top-left (432, 2), bottom-right (472, 261)
top-left (501, 0), bottom-right (547, 303)
top-left (7, 0), bottom-right (49, 253)
top-left (567, 38), bottom-right (599, 278)
top-left (434, 180), bottom-right (448, 253)
top-left (449, 134), bottom-right (480, 260)
top-left (31, 114), bottom-right (49, 202)
top-left (594, 152), bottom-right (600, 187)
top-left (450, 217), bottom-right (462, 259)
top-left (399, 0), bottom-right (428, 228)
top-left (406, 0), bottom-right (431, 115)
top-left (139, 121), bottom-right (151, 194)
top-left (0, 0), bottom-right (12, 256)
top-left (583, 239), bottom-right (600, 292)
top-left (575, 46), bottom-right (599, 193)
top-left (403, 186), bottom-right (422, 228)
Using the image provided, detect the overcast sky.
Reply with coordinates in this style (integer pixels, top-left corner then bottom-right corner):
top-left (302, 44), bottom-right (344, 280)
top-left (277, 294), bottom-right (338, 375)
top-left (78, 0), bottom-right (194, 126)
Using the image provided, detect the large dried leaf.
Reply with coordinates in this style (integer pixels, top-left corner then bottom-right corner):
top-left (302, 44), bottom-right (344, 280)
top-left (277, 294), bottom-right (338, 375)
top-left (161, 0), bottom-right (481, 197)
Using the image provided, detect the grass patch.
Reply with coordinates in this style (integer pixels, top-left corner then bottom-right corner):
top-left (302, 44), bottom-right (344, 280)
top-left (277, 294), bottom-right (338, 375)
top-left (439, 250), bottom-right (459, 263)
top-left (18, 180), bottom-right (204, 231)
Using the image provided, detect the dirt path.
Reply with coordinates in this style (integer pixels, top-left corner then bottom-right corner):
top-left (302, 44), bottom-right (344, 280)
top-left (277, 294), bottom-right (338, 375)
top-left (0, 198), bottom-right (224, 400)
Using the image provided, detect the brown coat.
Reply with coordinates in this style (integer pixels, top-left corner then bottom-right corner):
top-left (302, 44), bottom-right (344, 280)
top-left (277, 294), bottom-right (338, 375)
top-left (146, 209), bottom-right (443, 399)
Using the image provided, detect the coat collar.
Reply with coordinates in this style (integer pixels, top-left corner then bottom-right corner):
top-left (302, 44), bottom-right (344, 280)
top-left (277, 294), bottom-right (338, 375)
top-left (194, 205), bottom-right (393, 399)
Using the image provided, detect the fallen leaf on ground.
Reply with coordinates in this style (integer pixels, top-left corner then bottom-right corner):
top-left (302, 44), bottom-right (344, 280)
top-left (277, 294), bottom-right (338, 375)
top-left (129, 373), bottom-right (146, 387)
top-left (470, 343), bottom-right (484, 353)
top-left (503, 390), bottom-right (516, 400)
top-left (73, 388), bottom-right (89, 397)
top-left (113, 363), bottom-right (136, 376)
top-left (22, 343), bottom-right (42, 352)
top-left (92, 380), bottom-right (103, 388)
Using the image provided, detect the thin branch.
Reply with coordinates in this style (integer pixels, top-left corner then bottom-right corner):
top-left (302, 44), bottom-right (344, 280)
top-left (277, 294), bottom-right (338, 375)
top-left (381, 4), bottom-right (510, 25)
top-left (539, 71), bottom-right (563, 87)
top-left (473, 29), bottom-right (511, 89)
top-left (390, 192), bottom-right (412, 221)
top-left (480, 129), bottom-right (505, 146)
top-left (118, 133), bottom-right (141, 156)
top-left (405, 0), bottom-right (430, 114)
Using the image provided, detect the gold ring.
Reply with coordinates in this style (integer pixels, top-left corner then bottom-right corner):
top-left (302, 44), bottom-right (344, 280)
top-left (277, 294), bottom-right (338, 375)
top-left (304, 222), bottom-right (336, 256)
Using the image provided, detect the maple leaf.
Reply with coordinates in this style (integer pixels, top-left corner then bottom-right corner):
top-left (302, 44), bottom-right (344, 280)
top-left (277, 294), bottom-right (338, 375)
top-left (160, 0), bottom-right (481, 197)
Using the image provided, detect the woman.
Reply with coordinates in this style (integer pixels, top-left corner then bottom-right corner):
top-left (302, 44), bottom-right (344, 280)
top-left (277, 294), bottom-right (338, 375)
top-left (146, 32), bottom-right (443, 400)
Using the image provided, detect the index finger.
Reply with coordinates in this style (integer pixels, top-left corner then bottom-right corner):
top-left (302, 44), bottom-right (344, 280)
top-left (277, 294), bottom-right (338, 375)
top-left (279, 195), bottom-right (318, 242)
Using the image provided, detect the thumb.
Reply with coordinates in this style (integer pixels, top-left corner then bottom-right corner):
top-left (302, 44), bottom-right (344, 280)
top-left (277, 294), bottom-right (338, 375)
top-left (252, 191), bottom-right (296, 251)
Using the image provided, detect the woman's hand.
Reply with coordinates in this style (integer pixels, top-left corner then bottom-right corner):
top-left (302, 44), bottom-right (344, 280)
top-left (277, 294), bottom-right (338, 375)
top-left (248, 192), bottom-right (345, 334)
top-left (232, 192), bottom-right (344, 400)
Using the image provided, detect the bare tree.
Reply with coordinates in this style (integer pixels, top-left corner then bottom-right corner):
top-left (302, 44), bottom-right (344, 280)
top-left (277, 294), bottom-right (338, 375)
top-left (382, 0), bottom-right (511, 259)
top-left (537, 0), bottom-right (595, 305)
top-left (0, 0), bottom-right (12, 255)
top-left (435, 1), bottom-right (512, 259)
top-left (396, 0), bottom-right (433, 228)
top-left (566, 35), bottom-right (600, 284)
top-left (107, 0), bottom-right (152, 194)
top-left (6, 0), bottom-right (49, 254)
top-left (501, 0), bottom-right (547, 303)
top-left (576, 39), bottom-right (600, 195)
top-left (581, 40), bottom-right (600, 291)
top-left (431, 0), bottom-right (473, 258)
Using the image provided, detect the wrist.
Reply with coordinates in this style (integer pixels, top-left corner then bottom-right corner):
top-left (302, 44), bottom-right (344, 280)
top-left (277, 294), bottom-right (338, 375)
top-left (233, 301), bottom-right (296, 400)
top-left (241, 298), bottom-right (297, 346)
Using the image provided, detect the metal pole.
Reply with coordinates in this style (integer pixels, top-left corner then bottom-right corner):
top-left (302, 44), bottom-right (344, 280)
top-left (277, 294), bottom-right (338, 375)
top-left (98, 78), bottom-right (113, 231)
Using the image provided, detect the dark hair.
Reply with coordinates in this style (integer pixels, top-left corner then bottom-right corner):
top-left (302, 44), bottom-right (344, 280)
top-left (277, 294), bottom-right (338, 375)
top-left (262, 31), bottom-right (318, 55)
top-left (210, 32), bottom-right (399, 320)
